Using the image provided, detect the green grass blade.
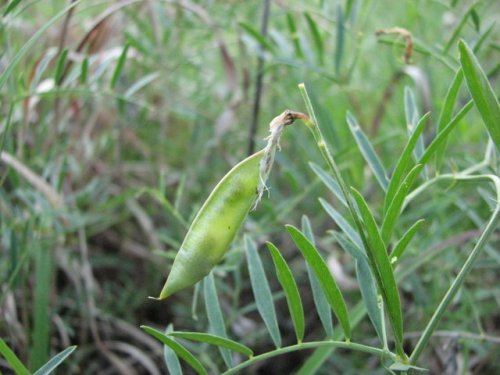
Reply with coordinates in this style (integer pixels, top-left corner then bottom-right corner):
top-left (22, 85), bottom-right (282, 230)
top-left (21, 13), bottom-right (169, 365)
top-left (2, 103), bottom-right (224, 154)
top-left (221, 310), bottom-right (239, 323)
top-left (286, 225), bottom-right (350, 339)
top-left (203, 272), bottom-right (233, 368)
top-left (141, 326), bottom-right (208, 375)
top-left (333, 233), bottom-right (385, 346)
top-left (304, 12), bottom-right (323, 64)
top-left (350, 188), bottom-right (403, 353)
top-left (418, 101), bottom-right (473, 165)
top-left (443, 3), bottom-right (478, 53)
top-left (310, 163), bottom-right (347, 207)
top-left (384, 113), bottom-right (429, 215)
top-left (0, 338), bottom-right (31, 375)
top-left (80, 57), bottom-right (89, 85)
top-left (301, 216), bottom-right (334, 338)
top-left (459, 40), bottom-right (500, 152)
top-left (391, 219), bottom-right (425, 265)
top-left (435, 69), bottom-right (464, 168)
top-left (319, 198), bottom-right (363, 250)
top-left (266, 242), bottom-right (305, 343)
top-left (31, 246), bottom-right (53, 370)
top-left (381, 164), bottom-right (424, 244)
top-left (245, 236), bottom-right (282, 348)
top-left (110, 43), bottom-right (130, 89)
top-left (33, 346), bottom-right (77, 375)
top-left (163, 325), bottom-right (182, 375)
top-left (239, 22), bottom-right (275, 52)
top-left (334, 5), bottom-right (344, 76)
top-left (346, 112), bottom-right (389, 191)
top-left (168, 332), bottom-right (253, 358)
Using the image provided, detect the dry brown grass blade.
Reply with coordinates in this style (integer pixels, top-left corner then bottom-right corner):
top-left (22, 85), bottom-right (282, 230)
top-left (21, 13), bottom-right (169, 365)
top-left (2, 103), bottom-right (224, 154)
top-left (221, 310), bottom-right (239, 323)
top-left (0, 151), bottom-right (64, 208)
top-left (375, 27), bottom-right (414, 64)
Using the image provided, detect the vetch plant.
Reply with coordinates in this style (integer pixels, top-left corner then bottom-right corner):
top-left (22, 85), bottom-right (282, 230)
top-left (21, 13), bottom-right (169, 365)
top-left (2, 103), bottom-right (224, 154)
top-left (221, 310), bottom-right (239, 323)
top-left (144, 40), bottom-right (499, 371)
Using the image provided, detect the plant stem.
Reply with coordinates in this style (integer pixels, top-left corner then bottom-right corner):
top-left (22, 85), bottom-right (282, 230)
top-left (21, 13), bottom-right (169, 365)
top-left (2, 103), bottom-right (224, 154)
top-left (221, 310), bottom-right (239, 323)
top-left (222, 340), bottom-right (393, 375)
top-left (298, 83), bottom-right (407, 358)
top-left (409, 174), bottom-right (500, 364)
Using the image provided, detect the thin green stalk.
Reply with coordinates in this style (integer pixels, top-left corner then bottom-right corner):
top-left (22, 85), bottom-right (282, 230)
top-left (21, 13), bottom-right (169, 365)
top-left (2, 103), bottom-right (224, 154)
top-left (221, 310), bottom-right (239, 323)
top-left (298, 83), bottom-right (407, 358)
top-left (222, 340), bottom-right (393, 375)
top-left (409, 174), bottom-right (500, 364)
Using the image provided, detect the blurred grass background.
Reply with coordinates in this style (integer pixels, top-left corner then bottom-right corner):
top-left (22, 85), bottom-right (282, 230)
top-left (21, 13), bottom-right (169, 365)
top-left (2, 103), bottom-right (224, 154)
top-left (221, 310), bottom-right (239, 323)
top-left (1, 0), bottom-right (499, 373)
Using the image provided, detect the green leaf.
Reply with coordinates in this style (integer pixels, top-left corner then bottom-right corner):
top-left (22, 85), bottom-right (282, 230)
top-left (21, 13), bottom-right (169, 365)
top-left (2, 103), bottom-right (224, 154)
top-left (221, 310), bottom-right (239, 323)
top-left (203, 272), bottom-right (233, 368)
top-left (0, 338), bottom-right (31, 375)
top-left (346, 112), bottom-right (389, 191)
top-left (239, 22), bottom-right (275, 52)
top-left (168, 332), bottom-right (253, 358)
top-left (141, 326), bottom-right (208, 375)
top-left (286, 225), bottom-right (350, 339)
top-left (310, 163), bottom-right (347, 207)
top-left (384, 113), bottom-right (429, 215)
top-left (110, 43), bottom-right (130, 89)
top-left (350, 188), bottom-right (403, 351)
top-left (163, 325), bottom-right (182, 375)
top-left (54, 48), bottom-right (69, 84)
top-left (319, 198), bottom-right (363, 250)
top-left (287, 12), bottom-right (303, 59)
top-left (459, 40), bottom-right (500, 152)
top-left (80, 57), bottom-right (89, 85)
top-left (3, 0), bottom-right (22, 16)
top-left (301, 216), bottom-right (334, 338)
top-left (266, 242), bottom-right (305, 343)
top-left (381, 164), bottom-right (424, 244)
top-left (304, 12), bottom-right (324, 64)
top-left (435, 69), bottom-right (464, 168)
top-left (33, 346), bottom-right (77, 375)
top-left (333, 233), bottom-right (385, 346)
top-left (245, 236), bottom-right (282, 348)
top-left (404, 87), bottom-right (425, 163)
top-left (391, 219), bottom-right (425, 265)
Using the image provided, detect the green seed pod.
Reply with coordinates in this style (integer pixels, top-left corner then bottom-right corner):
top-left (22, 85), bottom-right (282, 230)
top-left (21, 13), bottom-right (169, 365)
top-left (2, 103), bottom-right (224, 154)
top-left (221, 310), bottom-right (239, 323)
top-left (156, 110), bottom-right (307, 299)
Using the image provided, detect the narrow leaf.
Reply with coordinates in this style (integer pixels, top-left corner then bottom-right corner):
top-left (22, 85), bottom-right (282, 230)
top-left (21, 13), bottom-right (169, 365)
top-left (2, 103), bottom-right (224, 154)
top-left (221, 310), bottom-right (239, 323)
top-left (286, 225), bottom-right (350, 339)
top-left (384, 113), bottom-right (429, 214)
top-left (350, 188), bottom-right (403, 350)
top-left (33, 346), bottom-right (77, 375)
top-left (239, 22), bottom-right (275, 52)
top-left (404, 87), bottom-right (425, 163)
top-left (346, 112), bottom-right (389, 191)
top-left (0, 338), bottom-right (31, 375)
top-left (459, 40), bottom-right (500, 152)
top-left (3, 0), bottom-right (22, 16)
top-left (245, 236), bottom-right (282, 348)
top-left (381, 164), bottom-right (424, 244)
top-left (301, 216), bottom-right (334, 338)
top-left (391, 219), bottom-right (425, 265)
top-left (319, 198), bottom-right (363, 250)
top-left (80, 57), bottom-right (89, 85)
top-left (266, 242), bottom-right (305, 343)
top-left (168, 332), bottom-right (253, 358)
top-left (203, 272), bottom-right (232, 368)
top-left (163, 325), bottom-right (182, 375)
top-left (304, 12), bottom-right (324, 64)
top-left (141, 326), bottom-right (208, 375)
top-left (333, 233), bottom-right (384, 346)
top-left (310, 163), bottom-right (347, 207)
top-left (54, 48), bottom-right (68, 84)
top-left (110, 43), bottom-right (130, 89)
top-left (435, 69), bottom-right (464, 168)
top-left (287, 13), bottom-right (303, 58)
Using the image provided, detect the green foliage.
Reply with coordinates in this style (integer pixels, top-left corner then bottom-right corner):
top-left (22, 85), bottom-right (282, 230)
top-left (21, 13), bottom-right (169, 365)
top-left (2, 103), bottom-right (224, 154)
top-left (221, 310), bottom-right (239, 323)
top-left (1, 1), bottom-right (499, 374)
